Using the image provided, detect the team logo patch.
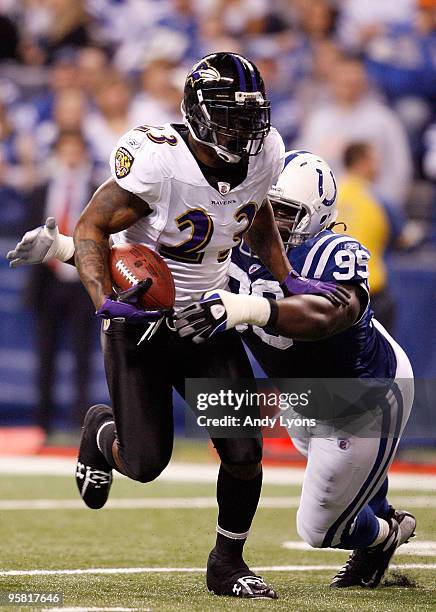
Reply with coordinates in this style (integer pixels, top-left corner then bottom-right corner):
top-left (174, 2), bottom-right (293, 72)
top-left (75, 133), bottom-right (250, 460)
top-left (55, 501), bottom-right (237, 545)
top-left (218, 181), bottom-right (231, 195)
top-left (338, 438), bottom-right (350, 450)
top-left (126, 136), bottom-right (141, 149)
top-left (188, 61), bottom-right (221, 85)
top-left (343, 242), bottom-right (359, 251)
top-left (115, 147), bottom-right (134, 179)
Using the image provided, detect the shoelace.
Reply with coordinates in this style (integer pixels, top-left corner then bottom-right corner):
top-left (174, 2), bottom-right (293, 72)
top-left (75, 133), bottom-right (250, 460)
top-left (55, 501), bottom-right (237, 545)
top-left (85, 468), bottom-right (112, 488)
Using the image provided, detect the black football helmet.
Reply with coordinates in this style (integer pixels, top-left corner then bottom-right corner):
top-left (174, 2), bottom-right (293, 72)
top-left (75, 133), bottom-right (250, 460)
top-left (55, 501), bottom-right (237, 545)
top-left (182, 52), bottom-right (271, 163)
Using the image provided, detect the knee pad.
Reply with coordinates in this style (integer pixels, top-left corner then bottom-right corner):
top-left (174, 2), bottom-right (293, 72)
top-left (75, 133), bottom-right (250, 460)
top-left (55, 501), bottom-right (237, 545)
top-left (296, 510), bottom-right (327, 549)
top-left (222, 461), bottom-right (262, 480)
top-left (213, 437), bottom-right (262, 467)
top-left (125, 465), bottom-right (164, 484)
top-left (120, 451), bottom-right (171, 484)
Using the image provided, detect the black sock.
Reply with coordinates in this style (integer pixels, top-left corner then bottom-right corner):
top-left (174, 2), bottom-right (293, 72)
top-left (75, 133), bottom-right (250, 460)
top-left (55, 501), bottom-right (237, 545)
top-left (96, 420), bottom-right (117, 470)
top-left (215, 464), bottom-right (262, 560)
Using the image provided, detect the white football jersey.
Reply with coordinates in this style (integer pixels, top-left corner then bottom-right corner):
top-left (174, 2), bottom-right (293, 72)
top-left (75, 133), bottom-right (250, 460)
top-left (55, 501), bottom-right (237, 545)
top-left (109, 123), bottom-right (285, 309)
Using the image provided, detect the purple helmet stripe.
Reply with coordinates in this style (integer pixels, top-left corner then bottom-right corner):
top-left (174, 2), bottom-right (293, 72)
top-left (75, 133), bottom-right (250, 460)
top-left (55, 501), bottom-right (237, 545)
top-left (232, 54), bottom-right (247, 91)
top-left (239, 56), bottom-right (258, 91)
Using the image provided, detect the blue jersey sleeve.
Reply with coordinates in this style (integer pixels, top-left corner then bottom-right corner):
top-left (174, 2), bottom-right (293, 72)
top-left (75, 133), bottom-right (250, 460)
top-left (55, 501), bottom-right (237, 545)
top-left (290, 232), bottom-right (371, 286)
top-left (228, 242), bottom-right (256, 295)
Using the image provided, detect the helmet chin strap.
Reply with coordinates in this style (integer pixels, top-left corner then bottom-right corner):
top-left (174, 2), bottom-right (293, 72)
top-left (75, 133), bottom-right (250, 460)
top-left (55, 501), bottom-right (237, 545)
top-left (214, 146), bottom-right (241, 164)
top-left (181, 105), bottom-right (242, 164)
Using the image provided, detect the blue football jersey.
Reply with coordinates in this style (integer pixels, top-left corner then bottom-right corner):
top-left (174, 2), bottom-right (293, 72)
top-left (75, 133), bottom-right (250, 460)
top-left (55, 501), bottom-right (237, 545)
top-left (229, 229), bottom-right (397, 378)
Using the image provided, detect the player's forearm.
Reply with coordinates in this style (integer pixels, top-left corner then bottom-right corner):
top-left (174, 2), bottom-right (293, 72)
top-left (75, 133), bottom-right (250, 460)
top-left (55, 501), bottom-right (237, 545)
top-left (216, 291), bottom-right (360, 341)
top-left (74, 222), bottom-right (112, 309)
top-left (74, 179), bottom-right (151, 309)
top-left (244, 199), bottom-right (291, 282)
top-left (270, 294), bottom-right (358, 340)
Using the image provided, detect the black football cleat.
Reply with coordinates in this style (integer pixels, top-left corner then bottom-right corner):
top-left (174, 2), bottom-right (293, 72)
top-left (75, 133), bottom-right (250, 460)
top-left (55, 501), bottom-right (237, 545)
top-left (330, 547), bottom-right (373, 589)
top-left (330, 507), bottom-right (417, 589)
top-left (75, 404), bottom-right (114, 509)
top-left (206, 548), bottom-right (278, 599)
top-left (330, 518), bottom-right (400, 589)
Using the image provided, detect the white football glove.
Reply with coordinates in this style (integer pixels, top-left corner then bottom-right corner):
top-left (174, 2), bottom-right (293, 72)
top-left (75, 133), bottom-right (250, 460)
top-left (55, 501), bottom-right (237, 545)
top-left (7, 217), bottom-right (74, 267)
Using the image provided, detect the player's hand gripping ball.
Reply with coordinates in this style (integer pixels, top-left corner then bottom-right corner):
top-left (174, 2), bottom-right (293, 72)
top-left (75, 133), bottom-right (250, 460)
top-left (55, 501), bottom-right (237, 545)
top-left (97, 244), bottom-right (175, 324)
top-left (110, 243), bottom-right (175, 310)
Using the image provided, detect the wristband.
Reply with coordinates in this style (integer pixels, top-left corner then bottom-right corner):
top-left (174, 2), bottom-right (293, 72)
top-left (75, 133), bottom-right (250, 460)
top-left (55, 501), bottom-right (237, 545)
top-left (218, 292), bottom-right (272, 328)
top-left (43, 233), bottom-right (75, 263)
top-left (266, 298), bottom-right (279, 328)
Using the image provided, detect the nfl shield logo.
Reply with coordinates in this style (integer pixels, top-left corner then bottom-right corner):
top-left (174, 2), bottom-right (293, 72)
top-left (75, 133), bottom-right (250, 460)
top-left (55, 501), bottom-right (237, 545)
top-left (218, 182), bottom-right (230, 195)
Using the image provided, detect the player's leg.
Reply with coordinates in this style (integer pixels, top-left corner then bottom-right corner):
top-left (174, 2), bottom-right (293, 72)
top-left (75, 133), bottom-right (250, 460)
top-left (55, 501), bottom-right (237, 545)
top-left (101, 321), bottom-right (175, 481)
top-left (174, 330), bottom-right (276, 598)
top-left (297, 373), bottom-right (414, 587)
top-left (367, 323), bottom-right (418, 549)
top-left (328, 325), bottom-right (416, 587)
top-left (368, 476), bottom-right (390, 518)
top-left (206, 441), bottom-right (275, 598)
top-left (75, 320), bottom-right (174, 508)
top-left (296, 435), bottom-right (384, 550)
top-left (367, 475), bottom-right (417, 561)
top-left (297, 436), bottom-right (402, 589)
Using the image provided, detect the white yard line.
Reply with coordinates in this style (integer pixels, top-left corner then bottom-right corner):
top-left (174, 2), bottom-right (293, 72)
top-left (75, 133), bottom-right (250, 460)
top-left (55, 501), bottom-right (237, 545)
top-left (1, 457), bottom-right (435, 490)
top-left (0, 495), bottom-right (435, 511)
top-left (1, 564), bottom-right (435, 577)
top-left (0, 456), bottom-right (77, 476)
top-left (43, 608), bottom-right (148, 612)
top-left (282, 540), bottom-right (436, 556)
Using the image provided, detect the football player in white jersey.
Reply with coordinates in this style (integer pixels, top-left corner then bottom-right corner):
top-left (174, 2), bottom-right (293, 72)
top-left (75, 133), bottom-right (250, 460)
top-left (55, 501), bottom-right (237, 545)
top-left (175, 151), bottom-right (416, 589)
top-left (7, 54), bottom-right (349, 599)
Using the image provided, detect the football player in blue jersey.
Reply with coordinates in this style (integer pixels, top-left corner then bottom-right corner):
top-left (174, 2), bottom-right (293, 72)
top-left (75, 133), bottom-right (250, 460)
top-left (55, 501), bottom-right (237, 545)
top-left (175, 151), bottom-right (416, 589)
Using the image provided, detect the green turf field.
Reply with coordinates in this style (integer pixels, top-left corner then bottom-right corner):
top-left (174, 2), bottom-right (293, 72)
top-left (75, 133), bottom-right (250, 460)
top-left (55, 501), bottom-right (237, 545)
top-left (0, 471), bottom-right (435, 612)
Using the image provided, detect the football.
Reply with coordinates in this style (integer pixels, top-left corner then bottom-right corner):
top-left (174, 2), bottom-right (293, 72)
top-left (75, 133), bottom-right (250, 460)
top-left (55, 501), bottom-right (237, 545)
top-left (109, 243), bottom-right (175, 310)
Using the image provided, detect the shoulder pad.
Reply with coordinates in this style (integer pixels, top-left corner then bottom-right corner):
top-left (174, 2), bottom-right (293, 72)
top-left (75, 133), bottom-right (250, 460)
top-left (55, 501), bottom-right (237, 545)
top-left (261, 127), bottom-right (285, 179)
top-left (109, 125), bottom-right (179, 202)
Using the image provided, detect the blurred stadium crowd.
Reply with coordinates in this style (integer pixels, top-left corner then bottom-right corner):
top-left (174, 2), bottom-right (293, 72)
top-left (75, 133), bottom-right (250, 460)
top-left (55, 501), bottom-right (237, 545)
top-left (0, 0), bottom-right (435, 235)
top-left (0, 0), bottom-right (435, 439)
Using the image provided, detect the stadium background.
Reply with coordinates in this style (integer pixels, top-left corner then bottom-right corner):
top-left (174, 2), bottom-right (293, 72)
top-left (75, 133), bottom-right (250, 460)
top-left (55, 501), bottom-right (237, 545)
top-left (0, 3), bottom-right (435, 611)
top-left (0, 0), bottom-right (435, 452)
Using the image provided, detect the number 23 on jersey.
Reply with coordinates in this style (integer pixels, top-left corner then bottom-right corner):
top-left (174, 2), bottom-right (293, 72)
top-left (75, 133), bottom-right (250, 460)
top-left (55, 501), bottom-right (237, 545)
top-left (159, 202), bottom-right (258, 264)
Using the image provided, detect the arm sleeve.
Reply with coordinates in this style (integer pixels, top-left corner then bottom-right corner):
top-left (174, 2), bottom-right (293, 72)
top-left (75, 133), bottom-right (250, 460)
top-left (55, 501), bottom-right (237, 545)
top-left (258, 127), bottom-right (285, 207)
top-left (109, 129), bottom-right (165, 208)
